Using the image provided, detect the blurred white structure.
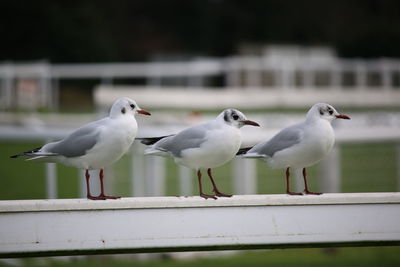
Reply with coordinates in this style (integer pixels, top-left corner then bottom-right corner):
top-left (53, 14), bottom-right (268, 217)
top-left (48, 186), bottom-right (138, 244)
top-left (1, 46), bottom-right (400, 110)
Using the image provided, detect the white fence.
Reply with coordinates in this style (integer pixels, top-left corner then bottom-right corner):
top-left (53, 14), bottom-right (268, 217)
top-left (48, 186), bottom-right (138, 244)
top-left (2, 55), bottom-right (400, 110)
top-left (1, 111), bottom-right (400, 199)
top-left (1, 193), bottom-right (400, 257)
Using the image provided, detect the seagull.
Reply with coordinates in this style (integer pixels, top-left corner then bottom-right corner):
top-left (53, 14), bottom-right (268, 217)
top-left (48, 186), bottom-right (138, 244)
top-left (10, 97), bottom-right (151, 200)
top-left (238, 103), bottom-right (350, 195)
top-left (141, 109), bottom-right (260, 199)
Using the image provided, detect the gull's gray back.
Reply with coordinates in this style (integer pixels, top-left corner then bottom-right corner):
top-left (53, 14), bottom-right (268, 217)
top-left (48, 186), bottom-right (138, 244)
top-left (154, 123), bottom-right (209, 157)
top-left (46, 121), bottom-right (101, 157)
top-left (250, 124), bottom-right (303, 157)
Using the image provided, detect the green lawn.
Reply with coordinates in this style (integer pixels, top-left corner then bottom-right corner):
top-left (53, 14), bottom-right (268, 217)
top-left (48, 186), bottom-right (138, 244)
top-left (1, 141), bottom-right (397, 199)
top-left (0, 141), bottom-right (399, 266)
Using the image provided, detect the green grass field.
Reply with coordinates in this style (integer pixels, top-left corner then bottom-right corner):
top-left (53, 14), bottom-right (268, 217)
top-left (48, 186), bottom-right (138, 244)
top-left (1, 141), bottom-right (397, 199)
top-left (0, 141), bottom-right (399, 266)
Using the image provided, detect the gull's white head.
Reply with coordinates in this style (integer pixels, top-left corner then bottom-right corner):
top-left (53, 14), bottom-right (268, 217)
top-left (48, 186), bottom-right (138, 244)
top-left (218, 109), bottom-right (260, 128)
top-left (306, 103), bottom-right (350, 123)
top-left (109, 97), bottom-right (151, 119)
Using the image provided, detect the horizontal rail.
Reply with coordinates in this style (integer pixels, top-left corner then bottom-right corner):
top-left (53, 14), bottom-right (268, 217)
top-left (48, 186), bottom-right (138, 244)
top-left (95, 86), bottom-right (400, 109)
top-left (1, 193), bottom-right (400, 258)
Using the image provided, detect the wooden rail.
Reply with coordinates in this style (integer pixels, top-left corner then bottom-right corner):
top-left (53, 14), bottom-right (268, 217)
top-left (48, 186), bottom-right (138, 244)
top-left (1, 193), bottom-right (400, 258)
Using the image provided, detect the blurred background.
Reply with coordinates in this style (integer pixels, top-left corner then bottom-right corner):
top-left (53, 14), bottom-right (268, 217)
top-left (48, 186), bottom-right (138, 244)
top-left (1, 0), bottom-right (400, 266)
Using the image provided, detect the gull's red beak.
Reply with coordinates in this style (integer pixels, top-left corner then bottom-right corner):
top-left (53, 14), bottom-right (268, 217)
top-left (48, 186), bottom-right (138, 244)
top-left (335, 114), bottom-right (350, 120)
top-left (243, 120), bottom-right (260, 127)
top-left (137, 109), bottom-right (151, 116)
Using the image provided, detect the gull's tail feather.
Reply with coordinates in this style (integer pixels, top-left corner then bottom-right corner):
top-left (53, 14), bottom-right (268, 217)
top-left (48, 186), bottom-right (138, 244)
top-left (236, 147), bottom-right (253, 155)
top-left (236, 147), bottom-right (266, 158)
top-left (10, 147), bottom-right (42, 158)
top-left (139, 135), bottom-right (174, 146)
top-left (10, 147), bottom-right (58, 160)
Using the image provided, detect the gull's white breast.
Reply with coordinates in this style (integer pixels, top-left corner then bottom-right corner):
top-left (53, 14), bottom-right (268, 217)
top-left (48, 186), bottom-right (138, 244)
top-left (178, 126), bottom-right (241, 170)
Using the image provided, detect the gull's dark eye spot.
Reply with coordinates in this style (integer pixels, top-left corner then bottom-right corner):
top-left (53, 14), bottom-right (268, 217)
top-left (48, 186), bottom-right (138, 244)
top-left (329, 110), bottom-right (333, 115)
top-left (130, 104), bottom-right (135, 109)
top-left (319, 109), bottom-right (324, 115)
top-left (121, 107), bottom-right (126, 114)
top-left (233, 114), bottom-right (239, 120)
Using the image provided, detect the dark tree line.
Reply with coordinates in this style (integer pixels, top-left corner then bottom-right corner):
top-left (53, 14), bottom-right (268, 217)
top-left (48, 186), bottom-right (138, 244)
top-left (1, 0), bottom-right (400, 62)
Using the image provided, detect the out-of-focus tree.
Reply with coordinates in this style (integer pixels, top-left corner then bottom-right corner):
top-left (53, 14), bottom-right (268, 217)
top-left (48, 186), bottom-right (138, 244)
top-left (1, 0), bottom-right (400, 62)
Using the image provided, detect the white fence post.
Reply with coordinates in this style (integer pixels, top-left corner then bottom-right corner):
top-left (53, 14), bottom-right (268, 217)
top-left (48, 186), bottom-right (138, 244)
top-left (131, 144), bottom-right (145, 197)
top-left (292, 168), bottom-right (304, 193)
top-left (103, 167), bottom-right (113, 196)
top-left (144, 156), bottom-right (166, 196)
top-left (1, 64), bottom-right (14, 109)
top-left (331, 65), bottom-right (342, 88)
top-left (45, 138), bottom-right (57, 199)
top-left (303, 66), bottom-right (315, 89)
top-left (224, 57), bottom-right (241, 87)
top-left (381, 60), bottom-right (392, 90)
top-left (45, 163), bottom-right (57, 199)
top-left (233, 158), bottom-right (257, 194)
top-left (356, 61), bottom-right (367, 89)
top-left (51, 77), bottom-right (60, 110)
top-left (319, 145), bottom-right (341, 193)
top-left (179, 166), bottom-right (192, 196)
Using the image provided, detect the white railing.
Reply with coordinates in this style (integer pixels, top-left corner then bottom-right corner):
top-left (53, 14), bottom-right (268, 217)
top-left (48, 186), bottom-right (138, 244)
top-left (2, 56), bottom-right (400, 110)
top-left (1, 193), bottom-right (400, 257)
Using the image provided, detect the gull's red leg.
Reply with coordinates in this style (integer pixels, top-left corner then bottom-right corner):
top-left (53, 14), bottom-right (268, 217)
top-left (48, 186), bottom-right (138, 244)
top-left (303, 168), bottom-right (322, 195)
top-left (207, 168), bottom-right (232, 197)
top-left (197, 170), bottom-right (217, 199)
top-left (98, 169), bottom-right (120, 200)
top-left (285, 167), bottom-right (303, 195)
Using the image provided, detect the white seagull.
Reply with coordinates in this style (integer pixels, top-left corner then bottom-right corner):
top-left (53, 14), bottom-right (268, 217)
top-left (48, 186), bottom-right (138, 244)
top-left (238, 103), bottom-right (350, 195)
top-left (11, 97), bottom-right (151, 200)
top-left (141, 109), bottom-right (260, 199)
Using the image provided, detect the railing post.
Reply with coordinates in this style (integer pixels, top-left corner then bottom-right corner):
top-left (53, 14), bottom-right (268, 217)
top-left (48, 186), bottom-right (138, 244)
top-left (144, 156), bottom-right (166, 196)
top-left (2, 63), bottom-right (14, 109)
top-left (39, 62), bottom-right (52, 110)
top-left (381, 60), bottom-right (392, 91)
top-left (244, 58), bottom-right (262, 88)
top-left (331, 64), bottom-right (342, 88)
top-left (51, 77), bottom-right (60, 110)
top-left (224, 57), bottom-right (241, 87)
top-left (45, 138), bottom-right (57, 199)
top-left (179, 166), bottom-right (192, 196)
top-left (233, 158), bottom-right (257, 194)
top-left (45, 163), bottom-right (57, 199)
top-left (103, 167), bottom-right (113, 196)
top-left (280, 63), bottom-right (294, 89)
top-left (356, 61), bottom-right (367, 89)
top-left (319, 145), bottom-right (341, 193)
top-left (131, 143), bottom-right (145, 197)
top-left (292, 168), bottom-right (304, 192)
